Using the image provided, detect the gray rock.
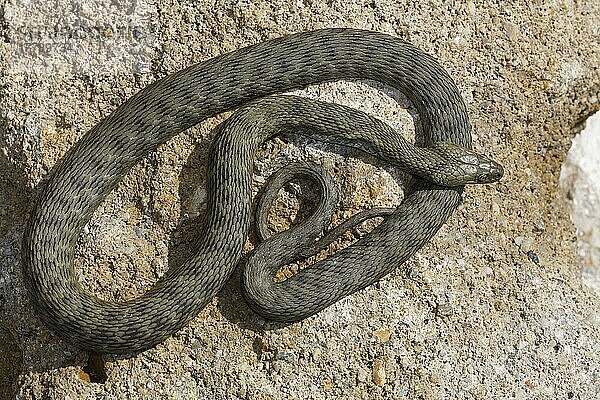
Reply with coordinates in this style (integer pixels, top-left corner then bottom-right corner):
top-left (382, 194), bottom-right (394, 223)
top-left (1, 1), bottom-right (598, 399)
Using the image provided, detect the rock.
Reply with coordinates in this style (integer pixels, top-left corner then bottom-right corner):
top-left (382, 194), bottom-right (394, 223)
top-left (1, 1), bottom-right (598, 399)
top-left (560, 111), bottom-right (600, 292)
top-left (373, 329), bottom-right (392, 343)
top-left (372, 358), bottom-right (386, 386)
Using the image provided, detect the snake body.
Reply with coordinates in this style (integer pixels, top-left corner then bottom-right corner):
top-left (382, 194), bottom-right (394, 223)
top-left (22, 29), bottom-right (502, 353)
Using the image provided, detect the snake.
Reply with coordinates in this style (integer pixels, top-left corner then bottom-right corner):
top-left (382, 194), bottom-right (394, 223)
top-left (22, 28), bottom-right (503, 353)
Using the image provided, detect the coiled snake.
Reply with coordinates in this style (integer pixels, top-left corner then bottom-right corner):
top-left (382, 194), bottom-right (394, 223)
top-left (22, 29), bottom-right (503, 353)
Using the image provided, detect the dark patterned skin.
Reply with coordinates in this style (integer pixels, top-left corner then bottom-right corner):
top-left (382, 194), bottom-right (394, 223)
top-left (22, 29), bottom-right (502, 353)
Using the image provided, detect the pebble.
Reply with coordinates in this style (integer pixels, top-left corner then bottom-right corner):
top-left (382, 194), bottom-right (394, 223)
top-left (357, 367), bottom-right (369, 383)
top-left (373, 329), bottom-right (392, 343)
top-left (436, 303), bottom-right (453, 317)
top-left (372, 358), bottom-right (386, 386)
top-left (274, 349), bottom-right (296, 364)
top-left (534, 220), bottom-right (545, 232)
top-left (492, 201), bottom-right (501, 214)
top-left (527, 250), bottom-right (540, 265)
top-left (503, 21), bottom-right (520, 41)
top-left (466, 1), bottom-right (476, 15)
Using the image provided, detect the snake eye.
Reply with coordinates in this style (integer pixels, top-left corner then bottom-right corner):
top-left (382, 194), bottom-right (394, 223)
top-left (477, 173), bottom-right (489, 183)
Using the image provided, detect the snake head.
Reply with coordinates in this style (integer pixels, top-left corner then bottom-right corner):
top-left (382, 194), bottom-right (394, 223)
top-left (429, 141), bottom-right (504, 187)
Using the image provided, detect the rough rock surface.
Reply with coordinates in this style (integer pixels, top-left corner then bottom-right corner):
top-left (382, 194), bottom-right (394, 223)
top-left (561, 111), bottom-right (600, 293)
top-left (1, 1), bottom-right (599, 399)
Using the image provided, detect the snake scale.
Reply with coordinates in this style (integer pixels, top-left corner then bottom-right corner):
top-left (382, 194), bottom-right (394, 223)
top-left (22, 28), bottom-right (503, 353)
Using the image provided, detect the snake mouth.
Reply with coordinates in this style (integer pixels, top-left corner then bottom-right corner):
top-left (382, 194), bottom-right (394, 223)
top-left (478, 161), bottom-right (504, 184)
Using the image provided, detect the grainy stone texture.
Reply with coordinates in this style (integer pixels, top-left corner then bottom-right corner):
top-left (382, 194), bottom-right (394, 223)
top-left (561, 111), bottom-right (600, 293)
top-left (0, 1), bottom-right (599, 399)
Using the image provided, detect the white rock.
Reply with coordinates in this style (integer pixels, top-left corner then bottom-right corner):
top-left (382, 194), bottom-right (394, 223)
top-left (560, 111), bottom-right (600, 293)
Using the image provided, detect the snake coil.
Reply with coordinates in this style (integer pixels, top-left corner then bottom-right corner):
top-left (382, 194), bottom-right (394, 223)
top-left (22, 29), bottom-right (502, 353)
